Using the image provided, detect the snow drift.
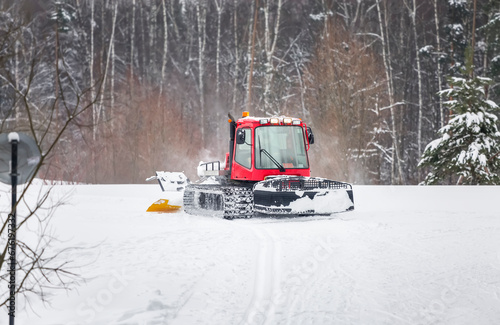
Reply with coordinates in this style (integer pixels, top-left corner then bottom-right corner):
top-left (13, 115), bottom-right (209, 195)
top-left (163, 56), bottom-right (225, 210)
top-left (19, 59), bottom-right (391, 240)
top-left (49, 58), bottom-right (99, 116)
top-left (6, 184), bottom-right (500, 325)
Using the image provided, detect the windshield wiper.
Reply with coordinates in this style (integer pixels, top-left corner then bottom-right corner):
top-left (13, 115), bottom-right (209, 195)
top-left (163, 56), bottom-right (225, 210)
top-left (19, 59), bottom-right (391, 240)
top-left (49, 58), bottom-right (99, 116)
top-left (260, 149), bottom-right (286, 172)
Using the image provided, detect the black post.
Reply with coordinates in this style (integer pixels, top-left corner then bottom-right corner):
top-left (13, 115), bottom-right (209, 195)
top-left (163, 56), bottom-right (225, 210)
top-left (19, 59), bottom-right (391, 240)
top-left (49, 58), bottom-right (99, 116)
top-left (8, 135), bottom-right (18, 325)
top-left (228, 114), bottom-right (236, 175)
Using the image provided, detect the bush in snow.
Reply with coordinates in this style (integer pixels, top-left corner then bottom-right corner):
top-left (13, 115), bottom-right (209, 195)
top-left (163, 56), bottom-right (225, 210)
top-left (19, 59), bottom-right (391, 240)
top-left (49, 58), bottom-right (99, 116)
top-left (419, 76), bottom-right (500, 185)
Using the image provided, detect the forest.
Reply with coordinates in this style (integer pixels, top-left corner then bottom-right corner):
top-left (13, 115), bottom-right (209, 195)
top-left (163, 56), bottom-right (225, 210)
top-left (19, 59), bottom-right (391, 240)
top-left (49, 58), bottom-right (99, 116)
top-left (0, 0), bottom-right (499, 184)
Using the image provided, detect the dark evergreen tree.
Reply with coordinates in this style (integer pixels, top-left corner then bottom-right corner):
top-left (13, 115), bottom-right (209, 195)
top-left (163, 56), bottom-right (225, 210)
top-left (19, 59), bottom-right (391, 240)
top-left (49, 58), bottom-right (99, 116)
top-left (481, 1), bottom-right (500, 100)
top-left (443, 0), bottom-right (471, 77)
top-left (419, 76), bottom-right (500, 184)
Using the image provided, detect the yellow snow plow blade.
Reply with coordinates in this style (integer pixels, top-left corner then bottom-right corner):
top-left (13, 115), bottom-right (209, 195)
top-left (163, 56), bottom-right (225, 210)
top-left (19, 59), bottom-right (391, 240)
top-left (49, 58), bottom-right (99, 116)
top-left (146, 199), bottom-right (182, 213)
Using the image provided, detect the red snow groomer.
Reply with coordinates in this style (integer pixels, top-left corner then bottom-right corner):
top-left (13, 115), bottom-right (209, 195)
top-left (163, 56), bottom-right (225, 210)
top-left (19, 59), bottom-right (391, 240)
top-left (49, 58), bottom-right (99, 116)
top-left (182, 112), bottom-right (354, 219)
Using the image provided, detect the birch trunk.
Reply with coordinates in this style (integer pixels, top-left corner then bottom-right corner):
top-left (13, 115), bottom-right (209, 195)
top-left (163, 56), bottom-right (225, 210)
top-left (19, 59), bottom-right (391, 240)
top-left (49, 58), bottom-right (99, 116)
top-left (433, 0), bottom-right (444, 128)
top-left (90, 0), bottom-right (96, 139)
top-left (149, 0), bottom-right (157, 72)
top-left (384, 0), bottom-right (404, 184)
top-left (110, 19), bottom-right (115, 127)
top-left (294, 55), bottom-right (308, 119)
top-left (213, 0), bottom-right (223, 148)
top-left (215, 0), bottom-right (222, 99)
top-left (98, 1), bottom-right (118, 128)
top-left (411, 0), bottom-right (423, 161)
top-left (169, 0), bottom-right (180, 42)
top-left (130, 0), bottom-right (136, 98)
top-left (376, 0), bottom-right (404, 184)
top-left (321, 0), bottom-right (329, 37)
top-left (55, 26), bottom-right (60, 130)
top-left (110, 1), bottom-right (117, 180)
top-left (263, 0), bottom-right (282, 112)
top-left (100, 0), bottom-right (105, 74)
top-left (246, 0), bottom-right (257, 111)
top-left (139, 2), bottom-right (147, 84)
top-left (232, 0), bottom-right (240, 111)
top-left (14, 40), bottom-right (20, 119)
top-left (159, 0), bottom-right (168, 99)
top-left (159, 0), bottom-right (169, 145)
top-left (197, 3), bottom-right (207, 143)
top-left (483, 7), bottom-right (491, 98)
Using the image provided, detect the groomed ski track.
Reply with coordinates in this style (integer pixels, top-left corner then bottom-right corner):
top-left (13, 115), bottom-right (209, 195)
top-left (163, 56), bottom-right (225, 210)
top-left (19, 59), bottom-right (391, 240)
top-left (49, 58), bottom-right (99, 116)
top-left (11, 184), bottom-right (500, 325)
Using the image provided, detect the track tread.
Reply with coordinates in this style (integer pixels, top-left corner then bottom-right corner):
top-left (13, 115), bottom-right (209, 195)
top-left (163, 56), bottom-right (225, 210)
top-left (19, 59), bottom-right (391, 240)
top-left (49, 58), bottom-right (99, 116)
top-left (183, 182), bottom-right (254, 219)
top-left (183, 176), bottom-right (354, 218)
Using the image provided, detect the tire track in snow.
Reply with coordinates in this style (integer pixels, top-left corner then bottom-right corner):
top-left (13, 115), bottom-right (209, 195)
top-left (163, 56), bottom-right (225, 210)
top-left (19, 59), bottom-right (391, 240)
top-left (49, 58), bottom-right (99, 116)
top-left (283, 221), bottom-right (409, 324)
top-left (284, 260), bottom-right (357, 325)
top-left (241, 224), bottom-right (281, 325)
top-left (281, 223), bottom-right (376, 324)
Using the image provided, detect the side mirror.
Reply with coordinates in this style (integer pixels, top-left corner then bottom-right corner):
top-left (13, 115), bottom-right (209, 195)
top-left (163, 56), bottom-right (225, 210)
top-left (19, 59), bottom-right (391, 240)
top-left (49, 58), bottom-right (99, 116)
top-left (307, 127), bottom-right (314, 145)
top-left (236, 129), bottom-right (246, 145)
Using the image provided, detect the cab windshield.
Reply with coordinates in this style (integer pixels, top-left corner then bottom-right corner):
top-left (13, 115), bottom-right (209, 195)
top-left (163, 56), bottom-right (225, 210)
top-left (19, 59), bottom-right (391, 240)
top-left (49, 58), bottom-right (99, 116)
top-left (255, 126), bottom-right (309, 169)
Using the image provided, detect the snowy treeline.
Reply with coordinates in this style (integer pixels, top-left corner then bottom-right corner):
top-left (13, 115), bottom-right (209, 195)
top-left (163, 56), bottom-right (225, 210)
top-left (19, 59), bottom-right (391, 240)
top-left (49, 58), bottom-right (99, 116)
top-left (419, 76), bottom-right (500, 185)
top-left (0, 0), bottom-right (499, 184)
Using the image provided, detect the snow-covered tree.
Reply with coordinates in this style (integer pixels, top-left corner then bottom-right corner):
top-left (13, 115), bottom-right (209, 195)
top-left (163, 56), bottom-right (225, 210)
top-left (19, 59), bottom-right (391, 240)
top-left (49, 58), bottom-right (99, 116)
top-left (419, 76), bottom-right (500, 185)
top-left (482, 5), bottom-right (500, 99)
top-left (444, 0), bottom-right (471, 77)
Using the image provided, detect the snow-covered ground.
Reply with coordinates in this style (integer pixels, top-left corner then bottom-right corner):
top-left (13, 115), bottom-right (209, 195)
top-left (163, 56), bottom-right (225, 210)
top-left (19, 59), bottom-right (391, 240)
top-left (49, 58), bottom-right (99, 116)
top-left (7, 184), bottom-right (500, 325)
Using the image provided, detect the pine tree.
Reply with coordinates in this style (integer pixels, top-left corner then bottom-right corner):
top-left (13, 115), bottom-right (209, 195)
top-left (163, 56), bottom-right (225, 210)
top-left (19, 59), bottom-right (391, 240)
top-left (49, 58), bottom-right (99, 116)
top-left (419, 76), bottom-right (500, 185)
top-left (444, 0), bottom-right (471, 77)
top-left (50, 1), bottom-right (74, 33)
top-left (482, 3), bottom-right (500, 100)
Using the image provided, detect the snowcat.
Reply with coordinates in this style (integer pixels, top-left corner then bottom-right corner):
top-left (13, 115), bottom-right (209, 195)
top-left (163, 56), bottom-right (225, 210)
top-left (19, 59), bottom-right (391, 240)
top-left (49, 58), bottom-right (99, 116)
top-left (161, 111), bottom-right (354, 219)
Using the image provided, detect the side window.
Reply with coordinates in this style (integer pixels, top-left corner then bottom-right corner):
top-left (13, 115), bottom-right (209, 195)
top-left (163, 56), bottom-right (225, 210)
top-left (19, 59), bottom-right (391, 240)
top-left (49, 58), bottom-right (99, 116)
top-left (234, 128), bottom-right (252, 169)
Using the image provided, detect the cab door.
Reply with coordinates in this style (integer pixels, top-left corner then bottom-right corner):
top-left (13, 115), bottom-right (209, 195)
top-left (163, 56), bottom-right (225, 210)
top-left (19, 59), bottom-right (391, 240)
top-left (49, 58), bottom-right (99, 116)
top-left (231, 128), bottom-right (253, 180)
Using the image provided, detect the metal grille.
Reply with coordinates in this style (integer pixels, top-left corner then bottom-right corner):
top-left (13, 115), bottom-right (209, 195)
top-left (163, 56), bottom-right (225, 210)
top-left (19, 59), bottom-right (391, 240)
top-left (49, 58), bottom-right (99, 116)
top-left (265, 177), bottom-right (352, 192)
